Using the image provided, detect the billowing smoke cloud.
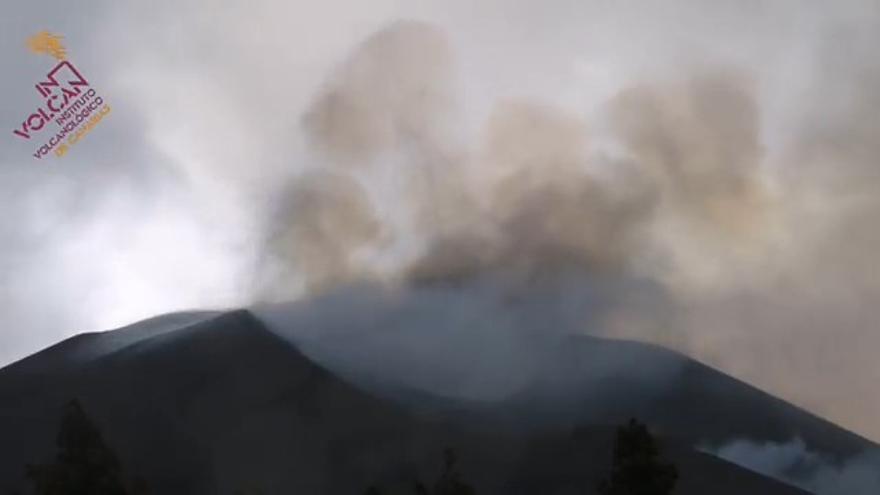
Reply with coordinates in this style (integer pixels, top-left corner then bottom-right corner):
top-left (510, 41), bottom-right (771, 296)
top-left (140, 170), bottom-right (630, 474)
top-left (256, 276), bottom-right (680, 404)
top-left (709, 438), bottom-right (880, 495)
top-left (3, 0), bottom-right (880, 444)
top-left (254, 12), bottom-right (880, 441)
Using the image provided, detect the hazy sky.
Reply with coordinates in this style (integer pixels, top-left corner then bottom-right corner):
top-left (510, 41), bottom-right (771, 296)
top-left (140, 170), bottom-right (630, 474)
top-left (2, 0), bottom-right (880, 441)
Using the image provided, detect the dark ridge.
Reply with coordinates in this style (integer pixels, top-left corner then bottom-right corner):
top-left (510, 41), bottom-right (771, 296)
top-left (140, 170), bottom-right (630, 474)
top-left (0, 309), bottom-right (830, 494)
top-left (501, 334), bottom-right (876, 460)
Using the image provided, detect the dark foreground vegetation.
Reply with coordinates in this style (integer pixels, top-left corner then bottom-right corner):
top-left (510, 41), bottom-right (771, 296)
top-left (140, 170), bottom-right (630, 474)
top-left (17, 398), bottom-right (678, 495)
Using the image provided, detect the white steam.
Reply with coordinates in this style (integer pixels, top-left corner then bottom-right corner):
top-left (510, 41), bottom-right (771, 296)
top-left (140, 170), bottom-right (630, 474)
top-left (710, 438), bottom-right (880, 495)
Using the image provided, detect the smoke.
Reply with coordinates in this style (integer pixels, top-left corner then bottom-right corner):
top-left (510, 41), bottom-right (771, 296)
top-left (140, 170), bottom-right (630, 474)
top-left (256, 276), bottom-right (679, 403)
top-left (709, 438), bottom-right (880, 495)
top-left (2, 0), bottom-right (880, 442)
top-left (252, 10), bottom-right (880, 441)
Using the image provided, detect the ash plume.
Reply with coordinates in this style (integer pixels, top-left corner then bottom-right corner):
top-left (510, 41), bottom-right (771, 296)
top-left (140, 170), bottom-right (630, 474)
top-left (255, 13), bottom-right (880, 439)
top-left (3, 0), bottom-right (879, 444)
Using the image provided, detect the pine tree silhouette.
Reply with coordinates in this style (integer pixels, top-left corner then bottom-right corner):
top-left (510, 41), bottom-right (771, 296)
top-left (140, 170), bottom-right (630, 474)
top-left (598, 418), bottom-right (678, 495)
top-left (26, 399), bottom-right (128, 495)
top-left (366, 447), bottom-right (476, 495)
top-left (431, 448), bottom-right (475, 495)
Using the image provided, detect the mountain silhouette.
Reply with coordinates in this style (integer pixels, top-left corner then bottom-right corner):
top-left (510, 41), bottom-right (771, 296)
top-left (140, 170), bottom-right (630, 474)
top-left (0, 309), bottom-right (870, 494)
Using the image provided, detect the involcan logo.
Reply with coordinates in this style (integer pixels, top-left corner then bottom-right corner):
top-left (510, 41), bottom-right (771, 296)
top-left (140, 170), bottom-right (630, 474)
top-left (12, 31), bottom-right (111, 160)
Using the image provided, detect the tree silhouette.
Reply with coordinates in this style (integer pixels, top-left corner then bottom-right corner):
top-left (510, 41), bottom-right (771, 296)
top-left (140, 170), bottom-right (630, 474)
top-left (430, 448), bottom-right (475, 495)
top-left (598, 418), bottom-right (678, 495)
top-left (25, 399), bottom-right (128, 495)
top-left (365, 447), bottom-right (476, 495)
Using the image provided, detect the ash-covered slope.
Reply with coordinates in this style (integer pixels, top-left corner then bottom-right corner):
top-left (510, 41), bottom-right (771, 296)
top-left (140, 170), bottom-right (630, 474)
top-left (277, 310), bottom-right (876, 460)
top-left (0, 309), bottom-right (836, 494)
top-left (499, 335), bottom-right (874, 458)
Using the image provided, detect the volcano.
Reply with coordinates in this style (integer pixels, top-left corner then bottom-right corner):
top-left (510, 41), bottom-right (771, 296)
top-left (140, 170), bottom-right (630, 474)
top-left (0, 309), bottom-right (873, 494)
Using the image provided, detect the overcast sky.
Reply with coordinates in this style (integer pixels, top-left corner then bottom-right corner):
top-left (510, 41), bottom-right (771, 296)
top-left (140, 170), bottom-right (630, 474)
top-left (2, 0), bottom-right (880, 440)
top-left (0, 0), bottom-right (736, 363)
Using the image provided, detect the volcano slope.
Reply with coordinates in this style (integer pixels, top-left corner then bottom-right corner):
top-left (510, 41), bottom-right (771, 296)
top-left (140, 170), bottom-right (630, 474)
top-left (0, 309), bottom-right (867, 494)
